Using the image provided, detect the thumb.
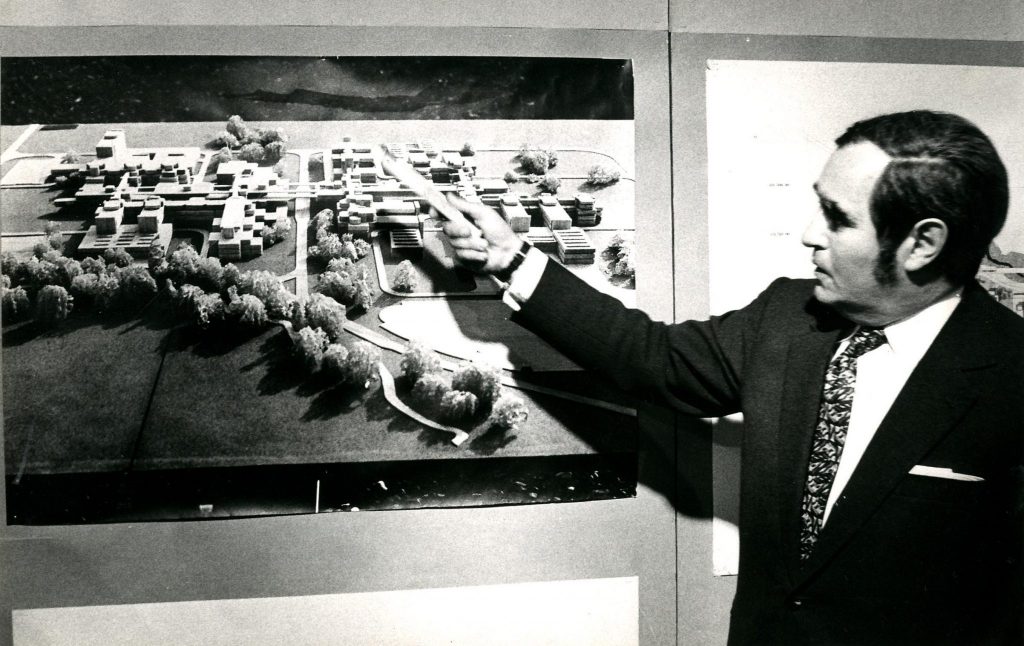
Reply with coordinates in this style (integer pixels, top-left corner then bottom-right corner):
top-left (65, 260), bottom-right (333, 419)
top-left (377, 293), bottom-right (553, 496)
top-left (446, 194), bottom-right (505, 233)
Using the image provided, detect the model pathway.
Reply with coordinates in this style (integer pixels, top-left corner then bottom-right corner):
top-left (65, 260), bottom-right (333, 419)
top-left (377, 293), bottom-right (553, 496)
top-left (276, 149), bottom-right (312, 297)
top-left (0, 124), bottom-right (40, 163)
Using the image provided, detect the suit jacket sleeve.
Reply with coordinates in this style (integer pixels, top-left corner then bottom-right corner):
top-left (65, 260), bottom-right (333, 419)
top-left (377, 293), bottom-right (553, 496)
top-left (511, 260), bottom-right (781, 418)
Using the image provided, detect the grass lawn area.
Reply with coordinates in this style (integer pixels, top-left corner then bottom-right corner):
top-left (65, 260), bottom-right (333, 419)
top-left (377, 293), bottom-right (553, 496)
top-left (135, 323), bottom-right (634, 470)
top-left (378, 231), bottom-right (478, 294)
top-left (2, 301), bottom-right (178, 475)
top-left (0, 187), bottom-right (92, 233)
top-left (17, 123), bottom-right (223, 155)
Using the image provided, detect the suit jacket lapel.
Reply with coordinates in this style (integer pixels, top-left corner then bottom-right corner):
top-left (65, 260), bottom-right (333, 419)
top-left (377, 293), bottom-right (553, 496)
top-left (795, 285), bottom-right (998, 583)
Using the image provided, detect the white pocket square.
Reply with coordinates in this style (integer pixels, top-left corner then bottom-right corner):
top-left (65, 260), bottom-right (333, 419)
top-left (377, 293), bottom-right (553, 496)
top-left (909, 465), bottom-right (984, 482)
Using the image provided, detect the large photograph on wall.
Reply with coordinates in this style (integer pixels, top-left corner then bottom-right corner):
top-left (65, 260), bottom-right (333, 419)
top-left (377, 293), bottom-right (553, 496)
top-left (704, 58), bottom-right (1024, 575)
top-left (1, 56), bottom-right (638, 524)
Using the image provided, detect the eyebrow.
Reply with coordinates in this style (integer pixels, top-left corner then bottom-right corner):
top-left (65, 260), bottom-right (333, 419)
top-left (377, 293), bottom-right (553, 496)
top-left (812, 183), bottom-right (855, 228)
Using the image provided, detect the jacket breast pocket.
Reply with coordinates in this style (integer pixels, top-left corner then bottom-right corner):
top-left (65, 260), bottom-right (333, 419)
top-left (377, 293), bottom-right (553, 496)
top-left (889, 471), bottom-right (988, 508)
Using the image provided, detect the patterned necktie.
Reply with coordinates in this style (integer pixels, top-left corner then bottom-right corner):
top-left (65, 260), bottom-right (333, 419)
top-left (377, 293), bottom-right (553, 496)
top-left (799, 327), bottom-right (887, 561)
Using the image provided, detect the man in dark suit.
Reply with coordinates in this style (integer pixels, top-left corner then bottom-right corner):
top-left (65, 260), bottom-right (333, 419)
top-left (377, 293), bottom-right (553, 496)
top-left (440, 110), bottom-right (1023, 644)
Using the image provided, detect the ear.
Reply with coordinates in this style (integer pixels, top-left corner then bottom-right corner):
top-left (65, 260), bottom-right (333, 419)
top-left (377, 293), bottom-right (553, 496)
top-left (902, 218), bottom-right (948, 272)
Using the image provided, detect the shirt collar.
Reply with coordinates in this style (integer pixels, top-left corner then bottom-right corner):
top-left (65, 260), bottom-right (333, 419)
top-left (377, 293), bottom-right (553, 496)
top-left (875, 289), bottom-right (962, 360)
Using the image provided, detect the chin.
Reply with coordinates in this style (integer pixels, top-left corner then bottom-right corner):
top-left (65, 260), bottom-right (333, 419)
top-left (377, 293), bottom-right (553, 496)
top-left (812, 283), bottom-right (837, 304)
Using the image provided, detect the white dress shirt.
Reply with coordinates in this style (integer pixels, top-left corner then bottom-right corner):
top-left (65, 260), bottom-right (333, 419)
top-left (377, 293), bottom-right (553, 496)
top-left (501, 246), bottom-right (549, 311)
top-left (822, 290), bottom-right (961, 524)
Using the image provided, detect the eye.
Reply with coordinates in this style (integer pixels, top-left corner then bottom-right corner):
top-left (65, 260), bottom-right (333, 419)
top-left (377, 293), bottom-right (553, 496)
top-left (820, 200), bottom-right (854, 231)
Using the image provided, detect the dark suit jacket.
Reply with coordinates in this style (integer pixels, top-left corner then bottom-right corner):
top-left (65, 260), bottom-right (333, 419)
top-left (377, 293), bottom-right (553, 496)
top-left (513, 263), bottom-right (1023, 645)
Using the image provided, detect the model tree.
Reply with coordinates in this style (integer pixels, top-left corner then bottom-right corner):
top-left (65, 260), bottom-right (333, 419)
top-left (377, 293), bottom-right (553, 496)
top-left (210, 147), bottom-right (233, 170)
top-left (400, 343), bottom-right (442, 383)
top-left (35, 284), bottom-right (73, 327)
top-left (605, 232), bottom-right (636, 283)
top-left (317, 270), bottom-right (357, 304)
top-left (225, 115), bottom-right (252, 142)
top-left (78, 256), bottom-right (104, 276)
top-left (259, 128), bottom-right (287, 146)
top-left (352, 238), bottom-right (371, 258)
top-left (192, 291), bottom-right (227, 328)
top-left (412, 373), bottom-right (450, 403)
top-left (227, 290), bottom-right (268, 328)
top-left (351, 276), bottom-right (373, 312)
top-left (488, 395), bottom-right (529, 431)
top-left (440, 390), bottom-right (478, 420)
top-left (587, 164), bottom-right (621, 186)
top-left (213, 131), bottom-right (239, 148)
top-left (53, 256), bottom-right (82, 288)
top-left (1, 252), bottom-right (20, 277)
top-left (296, 326), bottom-right (329, 371)
top-left (117, 266), bottom-right (158, 306)
top-left (304, 293), bottom-right (347, 341)
top-left (538, 174), bottom-right (561, 194)
top-left (613, 245), bottom-right (634, 278)
top-left (452, 363), bottom-right (503, 406)
top-left (1, 283), bottom-right (31, 321)
top-left (168, 242), bottom-right (202, 284)
top-left (326, 257), bottom-right (354, 274)
top-left (195, 256), bottom-right (226, 292)
top-left (516, 144), bottom-right (558, 175)
top-left (264, 288), bottom-right (297, 321)
top-left (264, 141), bottom-right (286, 163)
top-left (44, 222), bottom-right (63, 253)
top-left (221, 116), bottom-right (288, 164)
top-left (309, 233), bottom-right (346, 262)
top-left (392, 259), bottom-right (417, 292)
top-left (61, 150), bottom-right (81, 164)
top-left (314, 209), bottom-right (335, 232)
top-left (238, 142), bottom-right (266, 163)
top-left (70, 272), bottom-right (100, 305)
top-left (148, 242), bottom-right (169, 277)
top-left (272, 217), bottom-right (292, 242)
top-left (286, 298), bottom-right (307, 331)
top-left (242, 270), bottom-right (285, 304)
top-left (339, 239), bottom-right (359, 261)
top-left (339, 341), bottom-right (381, 387)
top-left (321, 343), bottom-right (350, 379)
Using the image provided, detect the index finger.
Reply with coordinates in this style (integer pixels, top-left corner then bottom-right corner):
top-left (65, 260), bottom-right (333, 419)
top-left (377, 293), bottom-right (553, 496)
top-left (379, 153), bottom-right (471, 228)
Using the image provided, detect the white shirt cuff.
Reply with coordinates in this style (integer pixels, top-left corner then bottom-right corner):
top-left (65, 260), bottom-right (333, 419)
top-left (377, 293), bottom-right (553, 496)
top-left (500, 246), bottom-right (548, 312)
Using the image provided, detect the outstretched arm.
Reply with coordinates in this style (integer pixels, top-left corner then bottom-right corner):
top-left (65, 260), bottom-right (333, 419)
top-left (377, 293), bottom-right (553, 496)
top-left (441, 196), bottom-right (765, 418)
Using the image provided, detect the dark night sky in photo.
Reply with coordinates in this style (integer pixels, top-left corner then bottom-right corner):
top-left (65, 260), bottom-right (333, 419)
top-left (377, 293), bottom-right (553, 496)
top-left (1, 56), bottom-right (634, 124)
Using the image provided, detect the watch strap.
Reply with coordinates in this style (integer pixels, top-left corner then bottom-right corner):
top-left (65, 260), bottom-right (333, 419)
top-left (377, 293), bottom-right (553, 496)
top-left (492, 240), bottom-right (532, 283)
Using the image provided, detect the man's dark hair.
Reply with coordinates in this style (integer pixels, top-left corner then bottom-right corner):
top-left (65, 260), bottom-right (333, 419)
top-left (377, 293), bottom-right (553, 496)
top-left (835, 110), bottom-right (1008, 285)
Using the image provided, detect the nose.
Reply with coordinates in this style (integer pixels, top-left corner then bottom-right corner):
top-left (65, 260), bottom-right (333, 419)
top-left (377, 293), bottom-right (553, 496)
top-left (801, 212), bottom-right (827, 249)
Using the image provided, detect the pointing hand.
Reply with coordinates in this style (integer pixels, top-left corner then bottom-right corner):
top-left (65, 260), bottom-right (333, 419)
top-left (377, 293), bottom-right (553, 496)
top-left (442, 194), bottom-right (522, 274)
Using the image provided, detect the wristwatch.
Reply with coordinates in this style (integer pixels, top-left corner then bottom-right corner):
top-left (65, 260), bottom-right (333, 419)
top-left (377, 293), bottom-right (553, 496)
top-left (492, 240), bottom-right (532, 284)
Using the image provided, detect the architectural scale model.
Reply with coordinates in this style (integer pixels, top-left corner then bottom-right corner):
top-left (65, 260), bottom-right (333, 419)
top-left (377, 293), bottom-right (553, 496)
top-left (1, 118), bottom-right (639, 521)
top-left (41, 129), bottom-right (608, 269)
